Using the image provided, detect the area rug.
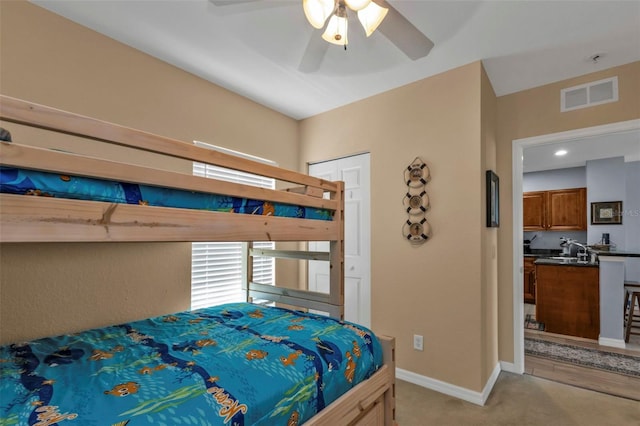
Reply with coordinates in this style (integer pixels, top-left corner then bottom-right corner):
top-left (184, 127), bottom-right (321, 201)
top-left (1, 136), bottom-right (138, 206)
top-left (525, 338), bottom-right (640, 377)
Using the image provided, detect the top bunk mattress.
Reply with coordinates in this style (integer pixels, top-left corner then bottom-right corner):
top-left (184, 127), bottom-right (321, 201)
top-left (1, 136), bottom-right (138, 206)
top-left (0, 167), bottom-right (333, 221)
top-left (0, 302), bottom-right (382, 425)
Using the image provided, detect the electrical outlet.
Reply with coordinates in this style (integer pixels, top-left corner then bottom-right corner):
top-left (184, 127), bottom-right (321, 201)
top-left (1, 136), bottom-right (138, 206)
top-left (413, 334), bottom-right (424, 351)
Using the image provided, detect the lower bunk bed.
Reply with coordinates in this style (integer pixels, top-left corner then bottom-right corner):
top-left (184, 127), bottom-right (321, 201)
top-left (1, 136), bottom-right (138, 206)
top-left (1, 303), bottom-right (394, 426)
top-left (0, 95), bottom-right (396, 425)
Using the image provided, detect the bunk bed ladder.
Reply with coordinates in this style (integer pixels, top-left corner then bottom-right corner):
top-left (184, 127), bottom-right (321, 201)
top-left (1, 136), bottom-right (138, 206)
top-left (242, 243), bottom-right (344, 318)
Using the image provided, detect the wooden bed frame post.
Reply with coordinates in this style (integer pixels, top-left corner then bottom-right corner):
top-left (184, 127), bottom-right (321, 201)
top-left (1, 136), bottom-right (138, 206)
top-left (381, 335), bottom-right (396, 426)
top-left (329, 181), bottom-right (345, 314)
top-left (241, 242), bottom-right (252, 302)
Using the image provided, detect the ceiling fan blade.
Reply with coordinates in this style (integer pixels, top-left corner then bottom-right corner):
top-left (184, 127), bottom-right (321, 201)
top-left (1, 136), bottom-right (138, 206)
top-left (375, 0), bottom-right (434, 60)
top-left (298, 32), bottom-right (329, 73)
top-left (208, 0), bottom-right (291, 14)
top-left (209, 0), bottom-right (262, 5)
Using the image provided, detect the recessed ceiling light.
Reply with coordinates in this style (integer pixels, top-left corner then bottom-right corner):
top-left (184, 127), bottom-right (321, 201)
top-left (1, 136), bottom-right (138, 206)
top-left (555, 149), bottom-right (568, 156)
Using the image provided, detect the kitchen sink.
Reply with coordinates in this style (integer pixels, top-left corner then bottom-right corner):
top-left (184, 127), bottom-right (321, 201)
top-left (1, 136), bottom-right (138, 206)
top-left (540, 256), bottom-right (596, 265)
top-left (538, 256), bottom-right (581, 264)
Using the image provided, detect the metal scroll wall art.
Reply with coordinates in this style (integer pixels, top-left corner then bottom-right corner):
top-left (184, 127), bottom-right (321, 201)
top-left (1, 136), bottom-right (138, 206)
top-left (403, 157), bottom-right (431, 244)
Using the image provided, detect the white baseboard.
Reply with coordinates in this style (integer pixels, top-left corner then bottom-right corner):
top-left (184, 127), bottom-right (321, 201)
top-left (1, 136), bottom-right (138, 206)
top-left (482, 363), bottom-right (501, 404)
top-left (598, 337), bottom-right (626, 349)
top-left (499, 361), bottom-right (520, 374)
top-left (396, 363), bottom-right (501, 406)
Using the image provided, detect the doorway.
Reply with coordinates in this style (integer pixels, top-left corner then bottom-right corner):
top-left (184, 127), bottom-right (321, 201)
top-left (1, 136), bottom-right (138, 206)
top-left (308, 153), bottom-right (371, 328)
top-left (511, 119), bottom-right (640, 373)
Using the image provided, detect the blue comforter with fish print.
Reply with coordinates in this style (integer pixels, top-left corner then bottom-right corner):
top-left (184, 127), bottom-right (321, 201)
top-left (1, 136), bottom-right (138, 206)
top-left (0, 167), bottom-right (333, 221)
top-left (0, 303), bottom-right (382, 426)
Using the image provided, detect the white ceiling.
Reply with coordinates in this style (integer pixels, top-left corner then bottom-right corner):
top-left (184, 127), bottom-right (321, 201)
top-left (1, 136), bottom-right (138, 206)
top-left (32, 0), bottom-right (640, 121)
top-left (523, 129), bottom-right (640, 173)
top-left (30, 0), bottom-right (640, 173)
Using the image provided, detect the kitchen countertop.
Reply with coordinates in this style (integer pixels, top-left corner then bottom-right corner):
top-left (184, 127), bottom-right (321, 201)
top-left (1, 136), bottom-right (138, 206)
top-left (524, 249), bottom-right (562, 258)
top-left (525, 248), bottom-right (640, 266)
top-left (527, 249), bottom-right (598, 267)
top-left (591, 250), bottom-right (640, 258)
top-left (534, 257), bottom-right (599, 267)
top-left (526, 248), bottom-right (640, 258)
top-left (527, 248), bottom-right (599, 267)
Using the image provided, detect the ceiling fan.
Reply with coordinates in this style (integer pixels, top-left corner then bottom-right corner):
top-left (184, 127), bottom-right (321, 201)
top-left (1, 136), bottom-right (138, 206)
top-left (210, 0), bottom-right (434, 72)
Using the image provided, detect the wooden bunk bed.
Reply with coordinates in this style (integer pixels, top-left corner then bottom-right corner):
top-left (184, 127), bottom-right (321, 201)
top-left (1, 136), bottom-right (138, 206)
top-left (0, 95), bottom-right (395, 425)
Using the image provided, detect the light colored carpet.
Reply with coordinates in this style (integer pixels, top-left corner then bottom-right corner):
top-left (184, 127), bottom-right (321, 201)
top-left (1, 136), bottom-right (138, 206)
top-left (396, 372), bottom-right (640, 425)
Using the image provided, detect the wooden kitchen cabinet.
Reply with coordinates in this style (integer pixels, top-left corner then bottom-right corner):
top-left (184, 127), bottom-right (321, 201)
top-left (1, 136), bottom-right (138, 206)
top-left (523, 257), bottom-right (536, 304)
top-left (535, 264), bottom-right (599, 339)
top-left (523, 187), bottom-right (586, 231)
top-left (547, 188), bottom-right (587, 230)
top-left (523, 192), bottom-right (546, 230)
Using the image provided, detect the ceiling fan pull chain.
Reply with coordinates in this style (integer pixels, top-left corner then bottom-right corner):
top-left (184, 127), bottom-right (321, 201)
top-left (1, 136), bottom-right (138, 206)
top-left (342, 1), bottom-right (347, 51)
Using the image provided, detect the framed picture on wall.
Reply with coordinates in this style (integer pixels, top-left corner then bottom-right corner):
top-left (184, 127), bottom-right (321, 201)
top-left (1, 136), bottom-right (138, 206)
top-left (591, 201), bottom-right (622, 225)
top-left (486, 170), bottom-right (499, 228)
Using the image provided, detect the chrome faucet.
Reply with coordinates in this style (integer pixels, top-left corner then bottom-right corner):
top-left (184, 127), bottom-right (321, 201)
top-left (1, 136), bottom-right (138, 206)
top-left (567, 239), bottom-right (591, 262)
top-left (569, 240), bottom-right (588, 252)
top-left (559, 237), bottom-right (597, 263)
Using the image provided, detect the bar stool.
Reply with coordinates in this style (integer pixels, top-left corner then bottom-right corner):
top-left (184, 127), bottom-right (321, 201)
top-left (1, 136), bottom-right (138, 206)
top-left (624, 281), bottom-right (640, 343)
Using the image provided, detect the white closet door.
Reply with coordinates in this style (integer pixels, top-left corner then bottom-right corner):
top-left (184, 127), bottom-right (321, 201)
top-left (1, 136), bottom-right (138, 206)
top-left (308, 153), bottom-right (371, 327)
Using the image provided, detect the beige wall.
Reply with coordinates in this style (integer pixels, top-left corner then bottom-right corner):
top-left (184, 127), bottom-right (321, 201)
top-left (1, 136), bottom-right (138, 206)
top-left (0, 1), bottom-right (299, 344)
top-left (300, 62), bottom-right (496, 392)
top-left (496, 61), bottom-right (640, 362)
top-left (480, 66), bottom-right (498, 384)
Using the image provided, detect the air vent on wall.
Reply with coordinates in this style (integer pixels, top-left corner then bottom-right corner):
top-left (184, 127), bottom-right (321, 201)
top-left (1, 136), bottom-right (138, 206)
top-left (561, 76), bottom-right (618, 112)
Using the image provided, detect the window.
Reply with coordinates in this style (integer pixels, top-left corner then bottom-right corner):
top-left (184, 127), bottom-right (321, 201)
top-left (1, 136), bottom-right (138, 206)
top-left (191, 142), bottom-right (276, 310)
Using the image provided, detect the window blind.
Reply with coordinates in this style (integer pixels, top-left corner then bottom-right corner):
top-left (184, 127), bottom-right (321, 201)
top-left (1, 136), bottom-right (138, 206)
top-left (191, 148), bottom-right (276, 310)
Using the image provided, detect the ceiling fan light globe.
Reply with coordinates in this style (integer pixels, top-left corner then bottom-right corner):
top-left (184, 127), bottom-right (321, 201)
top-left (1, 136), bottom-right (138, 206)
top-left (322, 14), bottom-right (349, 46)
top-left (303, 0), bottom-right (335, 29)
top-left (344, 0), bottom-right (371, 11)
top-left (357, 1), bottom-right (388, 37)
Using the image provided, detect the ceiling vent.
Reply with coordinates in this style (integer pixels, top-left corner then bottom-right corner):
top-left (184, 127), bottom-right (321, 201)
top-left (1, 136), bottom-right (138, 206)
top-left (561, 76), bottom-right (618, 112)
